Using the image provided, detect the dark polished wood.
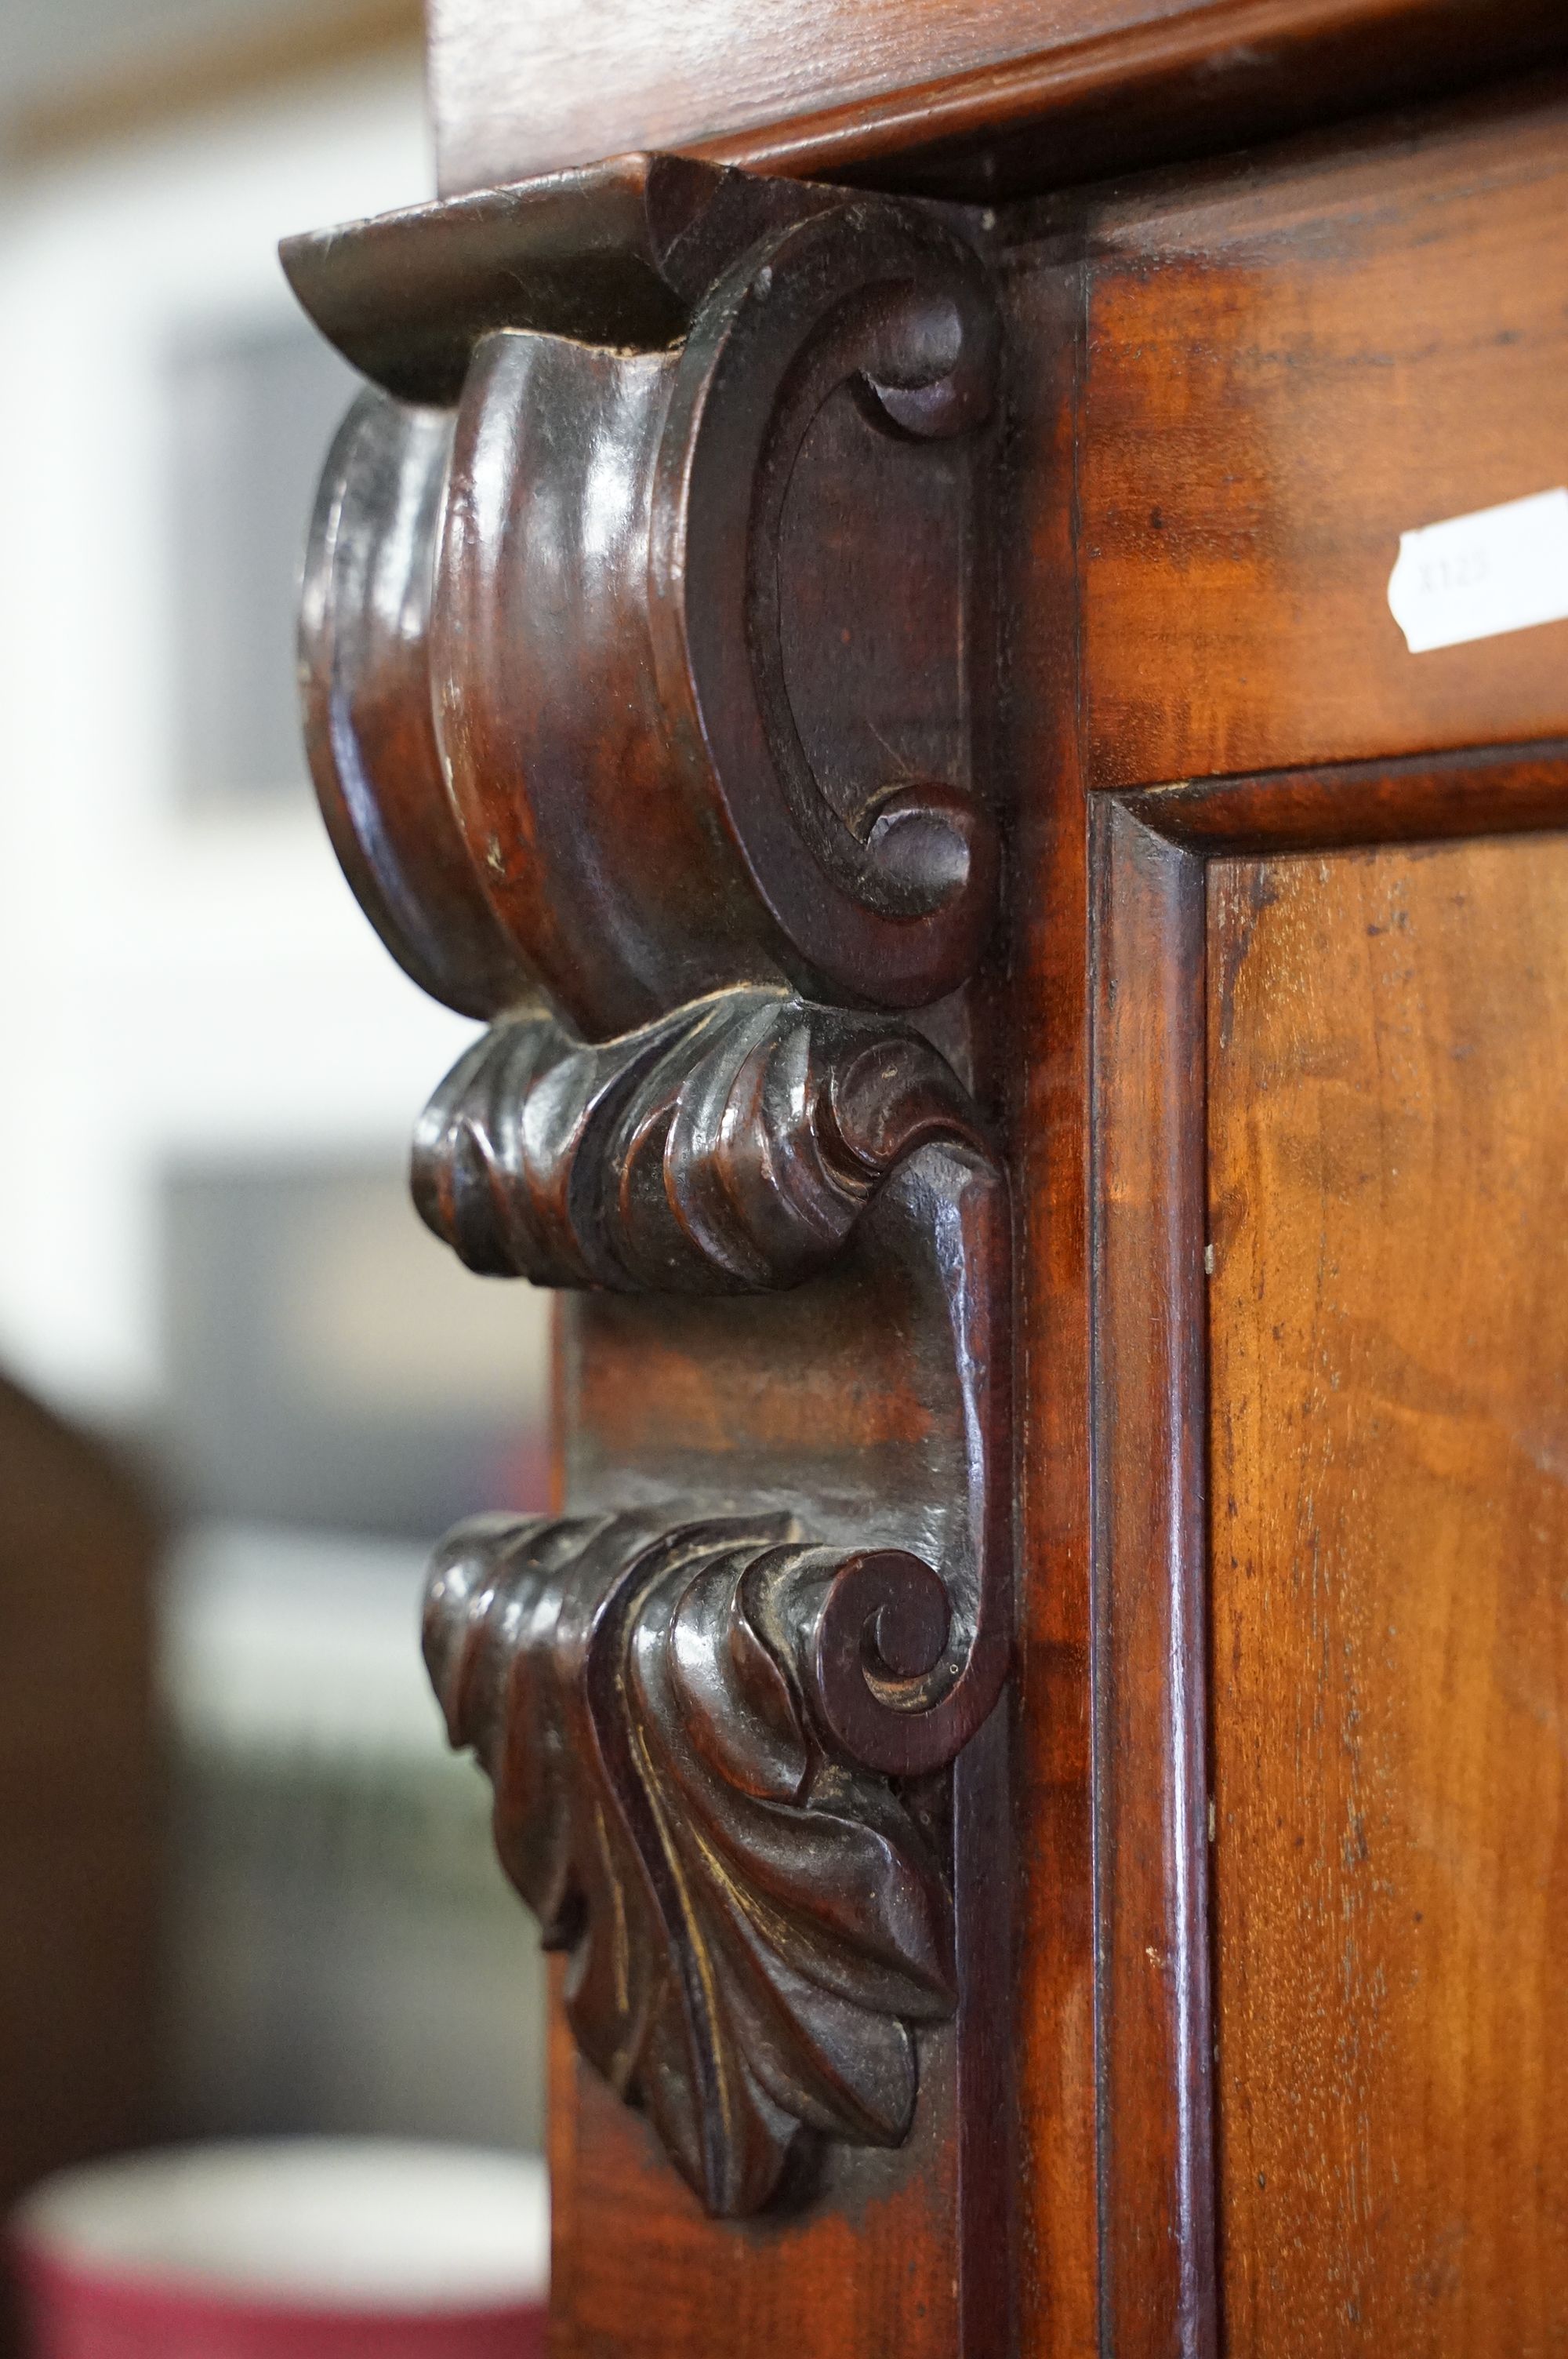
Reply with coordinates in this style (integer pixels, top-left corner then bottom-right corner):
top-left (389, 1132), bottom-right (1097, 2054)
top-left (997, 234), bottom-right (1099, 2359)
top-left (552, 1235), bottom-right (978, 2350)
top-left (287, 160), bottom-right (999, 1034)
top-left (1091, 801), bottom-right (1215, 2359)
top-left (288, 147), bottom-right (1014, 2339)
top-left (427, 0), bottom-right (1568, 202)
top-left (284, 154), bottom-right (844, 405)
top-left (426, 1507), bottom-right (959, 2218)
top-left (550, 1993), bottom-right (962, 2357)
top-left (1089, 736), bottom-right (1568, 2339)
top-left (1121, 739), bottom-right (1568, 856)
top-left (412, 987), bottom-right (1011, 2208)
top-left (1087, 743), bottom-right (1568, 2354)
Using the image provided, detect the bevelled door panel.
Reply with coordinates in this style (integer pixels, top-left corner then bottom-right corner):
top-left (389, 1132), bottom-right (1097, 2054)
top-left (1207, 832), bottom-right (1568, 2355)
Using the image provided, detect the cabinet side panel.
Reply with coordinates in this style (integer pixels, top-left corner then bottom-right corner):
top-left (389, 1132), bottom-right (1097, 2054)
top-left (1206, 833), bottom-right (1568, 2354)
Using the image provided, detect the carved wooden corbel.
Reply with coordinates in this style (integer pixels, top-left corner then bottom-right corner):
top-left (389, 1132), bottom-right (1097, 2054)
top-left (284, 155), bottom-right (1010, 2216)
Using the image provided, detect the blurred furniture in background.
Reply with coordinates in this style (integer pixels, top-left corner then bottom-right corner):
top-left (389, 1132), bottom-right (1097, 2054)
top-left (0, 12), bottom-right (554, 2325)
top-left (0, 1378), bottom-right (159, 2351)
top-left (2, 0), bottom-right (420, 168)
top-left (160, 1522), bottom-right (546, 2151)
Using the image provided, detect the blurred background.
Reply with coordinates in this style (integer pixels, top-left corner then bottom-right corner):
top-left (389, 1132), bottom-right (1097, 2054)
top-left (0, 0), bottom-right (552, 2335)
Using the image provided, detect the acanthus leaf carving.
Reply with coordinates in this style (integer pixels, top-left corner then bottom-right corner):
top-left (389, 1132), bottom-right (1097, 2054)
top-left (413, 986), bottom-right (1011, 1782)
top-left (285, 156), bottom-right (1011, 2218)
top-left (411, 985), bottom-right (989, 1294)
top-left (423, 1510), bottom-right (956, 2217)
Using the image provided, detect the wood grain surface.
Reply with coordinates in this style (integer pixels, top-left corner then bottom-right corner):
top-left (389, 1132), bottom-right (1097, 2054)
top-left (1207, 831), bottom-right (1568, 2355)
top-left (1091, 805), bottom-right (1217, 2358)
top-left (290, 25), bottom-right (1568, 2347)
top-left (550, 2030), bottom-right (960, 2359)
top-left (427, 0), bottom-right (1568, 202)
top-left (996, 236), bottom-right (1099, 2359)
top-left (1081, 76), bottom-right (1568, 791)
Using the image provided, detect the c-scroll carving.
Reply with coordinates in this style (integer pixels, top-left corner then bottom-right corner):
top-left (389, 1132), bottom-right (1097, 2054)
top-left (287, 162), bottom-right (1000, 1039)
top-left (652, 201), bottom-right (1000, 1003)
top-left (285, 158), bottom-right (1010, 2219)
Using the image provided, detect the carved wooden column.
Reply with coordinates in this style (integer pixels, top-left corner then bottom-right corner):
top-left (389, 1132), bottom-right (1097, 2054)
top-left (284, 150), bottom-right (1013, 2324)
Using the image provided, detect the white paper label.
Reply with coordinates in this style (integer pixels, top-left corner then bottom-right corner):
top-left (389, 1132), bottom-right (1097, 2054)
top-left (1388, 488), bottom-right (1568, 654)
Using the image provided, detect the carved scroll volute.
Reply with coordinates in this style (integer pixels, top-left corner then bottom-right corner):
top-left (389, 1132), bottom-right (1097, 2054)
top-left (653, 202), bottom-right (1000, 1009)
top-left (288, 167), bottom-right (1000, 1037)
top-left (398, 987), bottom-right (1011, 2213)
top-left (284, 161), bottom-right (1011, 2219)
top-left (412, 989), bottom-right (1012, 1776)
top-left (300, 392), bottom-right (530, 1019)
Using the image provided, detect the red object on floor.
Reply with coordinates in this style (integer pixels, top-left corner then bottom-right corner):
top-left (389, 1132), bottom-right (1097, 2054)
top-left (12, 2252), bottom-right (546, 2359)
top-left (9, 2143), bottom-right (549, 2359)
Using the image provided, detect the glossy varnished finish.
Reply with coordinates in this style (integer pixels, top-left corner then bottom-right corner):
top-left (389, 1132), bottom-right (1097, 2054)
top-left (410, 987), bottom-right (1011, 2212)
top-left (289, 163), bottom-right (1000, 1035)
top-left (550, 2009), bottom-right (961, 2359)
top-left (285, 16), bottom-right (1568, 2351)
top-left (1084, 746), bottom-right (1568, 2353)
top-left (428, 0), bottom-right (1568, 202)
top-left (425, 1508), bottom-right (960, 2219)
top-left (288, 150), bottom-right (1014, 2350)
top-left (544, 1245), bottom-right (978, 2353)
top-left (414, 989), bottom-right (1011, 1768)
top-left (1090, 807), bottom-right (1215, 2359)
top-left (1080, 76), bottom-right (1568, 792)
top-left (282, 154), bottom-right (840, 404)
top-left (1207, 823), bottom-right (1568, 2355)
top-left (1120, 740), bottom-right (1568, 858)
top-left (996, 235), bottom-right (1098, 2359)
